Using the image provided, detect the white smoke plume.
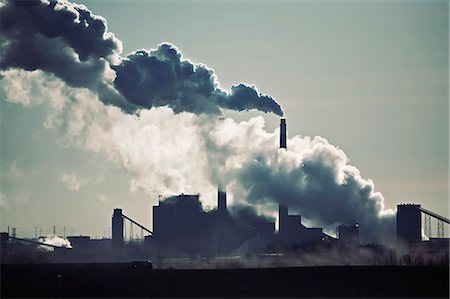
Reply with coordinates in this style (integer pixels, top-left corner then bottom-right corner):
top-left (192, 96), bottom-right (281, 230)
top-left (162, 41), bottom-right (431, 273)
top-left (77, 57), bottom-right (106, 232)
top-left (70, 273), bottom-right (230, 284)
top-left (0, 0), bottom-right (395, 244)
top-left (39, 234), bottom-right (72, 251)
top-left (0, 0), bottom-right (283, 116)
top-left (0, 69), bottom-right (395, 244)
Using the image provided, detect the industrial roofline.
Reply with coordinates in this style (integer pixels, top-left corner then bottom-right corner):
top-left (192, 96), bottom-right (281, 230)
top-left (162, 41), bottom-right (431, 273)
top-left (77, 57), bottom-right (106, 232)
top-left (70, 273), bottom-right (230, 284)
top-left (419, 207), bottom-right (450, 224)
top-left (158, 193), bottom-right (200, 198)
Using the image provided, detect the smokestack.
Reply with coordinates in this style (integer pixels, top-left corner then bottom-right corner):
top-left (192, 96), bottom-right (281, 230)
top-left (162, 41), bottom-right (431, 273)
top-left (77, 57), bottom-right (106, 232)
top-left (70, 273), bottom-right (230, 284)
top-left (112, 208), bottom-right (124, 248)
top-left (280, 118), bottom-right (287, 149)
top-left (278, 205), bottom-right (288, 237)
top-left (218, 185), bottom-right (227, 215)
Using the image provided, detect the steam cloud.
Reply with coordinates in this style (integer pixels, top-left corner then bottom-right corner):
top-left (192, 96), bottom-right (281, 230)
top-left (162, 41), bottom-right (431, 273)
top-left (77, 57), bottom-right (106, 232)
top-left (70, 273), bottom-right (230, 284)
top-left (39, 234), bottom-right (72, 251)
top-left (0, 0), bottom-right (394, 244)
top-left (0, 0), bottom-right (283, 116)
top-left (114, 44), bottom-right (283, 115)
top-left (205, 117), bottom-right (395, 243)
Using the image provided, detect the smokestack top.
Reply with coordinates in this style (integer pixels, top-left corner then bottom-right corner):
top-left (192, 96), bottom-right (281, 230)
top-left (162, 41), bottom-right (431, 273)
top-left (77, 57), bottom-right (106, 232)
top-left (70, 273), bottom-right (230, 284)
top-left (218, 186), bottom-right (227, 214)
top-left (113, 208), bottom-right (123, 216)
top-left (280, 118), bottom-right (287, 149)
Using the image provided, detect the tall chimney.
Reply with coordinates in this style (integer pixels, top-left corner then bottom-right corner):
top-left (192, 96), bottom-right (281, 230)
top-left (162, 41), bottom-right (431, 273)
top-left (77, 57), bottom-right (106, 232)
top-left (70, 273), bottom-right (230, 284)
top-left (112, 208), bottom-right (124, 248)
top-left (280, 118), bottom-right (287, 149)
top-left (218, 185), bottom-right (227, 215)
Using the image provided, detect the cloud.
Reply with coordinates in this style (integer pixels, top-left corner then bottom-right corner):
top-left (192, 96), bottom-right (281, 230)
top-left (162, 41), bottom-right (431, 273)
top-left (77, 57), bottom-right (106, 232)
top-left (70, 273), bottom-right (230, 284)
top-left (61, 172), bottom-right (87, 191)
top-left (0, 161), bottom-right (22, 179)
top-left (0, 160), bottom-right (31, 208)
top-left (0, 192), bottom-right (11, 209)
top-left (0, 1), bottom-right (283, 116)
top-left (0, 0), bottom-right (121, 64)
top-left (113, 43), bottom-right (284, 116)
top-left (3, 69), bottom-right (213, 198)
top-left (0, 0), bottom-right (132, 111)
top-left (59, 103), bottom-right (212, 197)
top-left (206, 117), bottom-right (395, 243)
top-left (11, 189), bottom-right (31, 206)
top-left (226, 84), bottom-right (283, 116)
top-left (97, 193), bottom-right (108, 203)
top-left (0, 68), bottom-right (69, 111)
top-left (39, 234), bottom-right (72, 251)
top-left (1, 69), bottom-right (394, 243)
top-left (0, 1), bottom-right (394, 244)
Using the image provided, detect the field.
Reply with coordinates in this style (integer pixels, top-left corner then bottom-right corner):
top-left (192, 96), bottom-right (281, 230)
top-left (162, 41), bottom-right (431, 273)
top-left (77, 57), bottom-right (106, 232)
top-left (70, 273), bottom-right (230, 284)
top-left (1, 263), bottom-right (448, 298)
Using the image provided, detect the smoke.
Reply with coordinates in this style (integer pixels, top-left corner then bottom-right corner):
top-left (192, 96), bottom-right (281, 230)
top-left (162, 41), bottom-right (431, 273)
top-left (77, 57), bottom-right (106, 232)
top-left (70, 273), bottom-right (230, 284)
top-left (0, 69), bottom-right (213, 197)
top-left (230, 204), bottom-right (276, 228)
top-left (206, 117), bottom-right (395, 243)
top-left (0, 0), bottom-right (283, 116)
top-left (0, 69), bottom-right (394, 243)
top-left (113, 44), bottom-right (284, 116)
top-left (0, 0), bottom-right (128, 109)
top-left (61, 172), bottom-right (89, 191)
top-left (154, 245), bottom-right (396, 269)
top-left (39, 234), bottom-right (72, 251)
top-left (0, 0), bottom-right (395, 244)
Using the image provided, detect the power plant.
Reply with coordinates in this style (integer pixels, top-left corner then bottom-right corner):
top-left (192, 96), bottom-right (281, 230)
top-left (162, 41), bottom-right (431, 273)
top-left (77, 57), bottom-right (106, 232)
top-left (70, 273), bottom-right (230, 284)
top-left (1, 1), bottom-right (448, 296)
top-left (1, 118), bottom-right (449, 299)
top-left (151, 192), bottom-right (275, 256)
top-left (278, 205), bottom-right (324, 243)
top-left (1, 119), bottom-right (448, 267)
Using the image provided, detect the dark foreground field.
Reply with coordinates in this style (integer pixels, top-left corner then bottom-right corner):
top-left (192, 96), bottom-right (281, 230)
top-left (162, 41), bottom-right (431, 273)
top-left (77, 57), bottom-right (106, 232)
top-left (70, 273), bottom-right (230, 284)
top-left (1, 263), bottom-right (448, 298)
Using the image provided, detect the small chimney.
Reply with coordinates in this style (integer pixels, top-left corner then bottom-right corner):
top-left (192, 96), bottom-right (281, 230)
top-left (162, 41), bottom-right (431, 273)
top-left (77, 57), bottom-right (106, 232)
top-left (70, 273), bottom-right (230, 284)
top-left (278, 205), bottom-right (288, 236)
top-left (280, 118), bottom-right (287, 149)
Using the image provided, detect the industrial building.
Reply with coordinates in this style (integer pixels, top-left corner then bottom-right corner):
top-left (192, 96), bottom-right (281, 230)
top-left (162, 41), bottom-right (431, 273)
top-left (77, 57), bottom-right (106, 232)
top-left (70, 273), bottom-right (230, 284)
top-left (151, 190), bottom-right (275, 256)
top-left (1, 119), bottom-right (448, 266)
top-left (337, 221), bottom-right (360, 247)
top-left (152, 193), bottom-right (215, 255)
top-left (396, 203), bottom-right (449, 258)
top-left (397, 204), bottom-right (422, 247)
top-left (278, 205), bottom-right (324, 244)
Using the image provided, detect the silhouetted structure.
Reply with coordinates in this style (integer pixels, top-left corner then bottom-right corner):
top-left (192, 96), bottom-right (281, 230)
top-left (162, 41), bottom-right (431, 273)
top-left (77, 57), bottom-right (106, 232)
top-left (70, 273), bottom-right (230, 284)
top-left (337, 221), bottom-right (359, 247)
top-left (1, 232), bottom-right (8, 262)
top-left (112, 208), bottom-right (124, 248)
top-left (67, 236), bottom-right (91, 251)
top-left (397, 204), bottom-right (421, 247)
top-left (278, 205), bottom-right (323, 244)
top-left (152, 192), bottom-right (275, 256)
top-left (395, 204), bottom-right (450, 260)
top-left (152, 194), bottom-right (214, 255)
top-left (218, 188), bottom-right (227, 216)
top-left (419, 206), bottom-right (450, 239)
top-left (280, 118), bottom-right (287, 149)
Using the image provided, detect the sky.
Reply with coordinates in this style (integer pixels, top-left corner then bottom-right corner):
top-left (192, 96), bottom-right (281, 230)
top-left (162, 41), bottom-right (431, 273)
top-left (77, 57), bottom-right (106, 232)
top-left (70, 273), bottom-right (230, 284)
top-left (0, 0), bottom-right (448, 240)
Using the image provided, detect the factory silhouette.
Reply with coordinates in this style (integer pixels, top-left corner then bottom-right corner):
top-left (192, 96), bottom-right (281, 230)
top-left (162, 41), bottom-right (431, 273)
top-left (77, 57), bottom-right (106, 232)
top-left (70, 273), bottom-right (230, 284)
top-left (1, 119), bottom-right (449, 268)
